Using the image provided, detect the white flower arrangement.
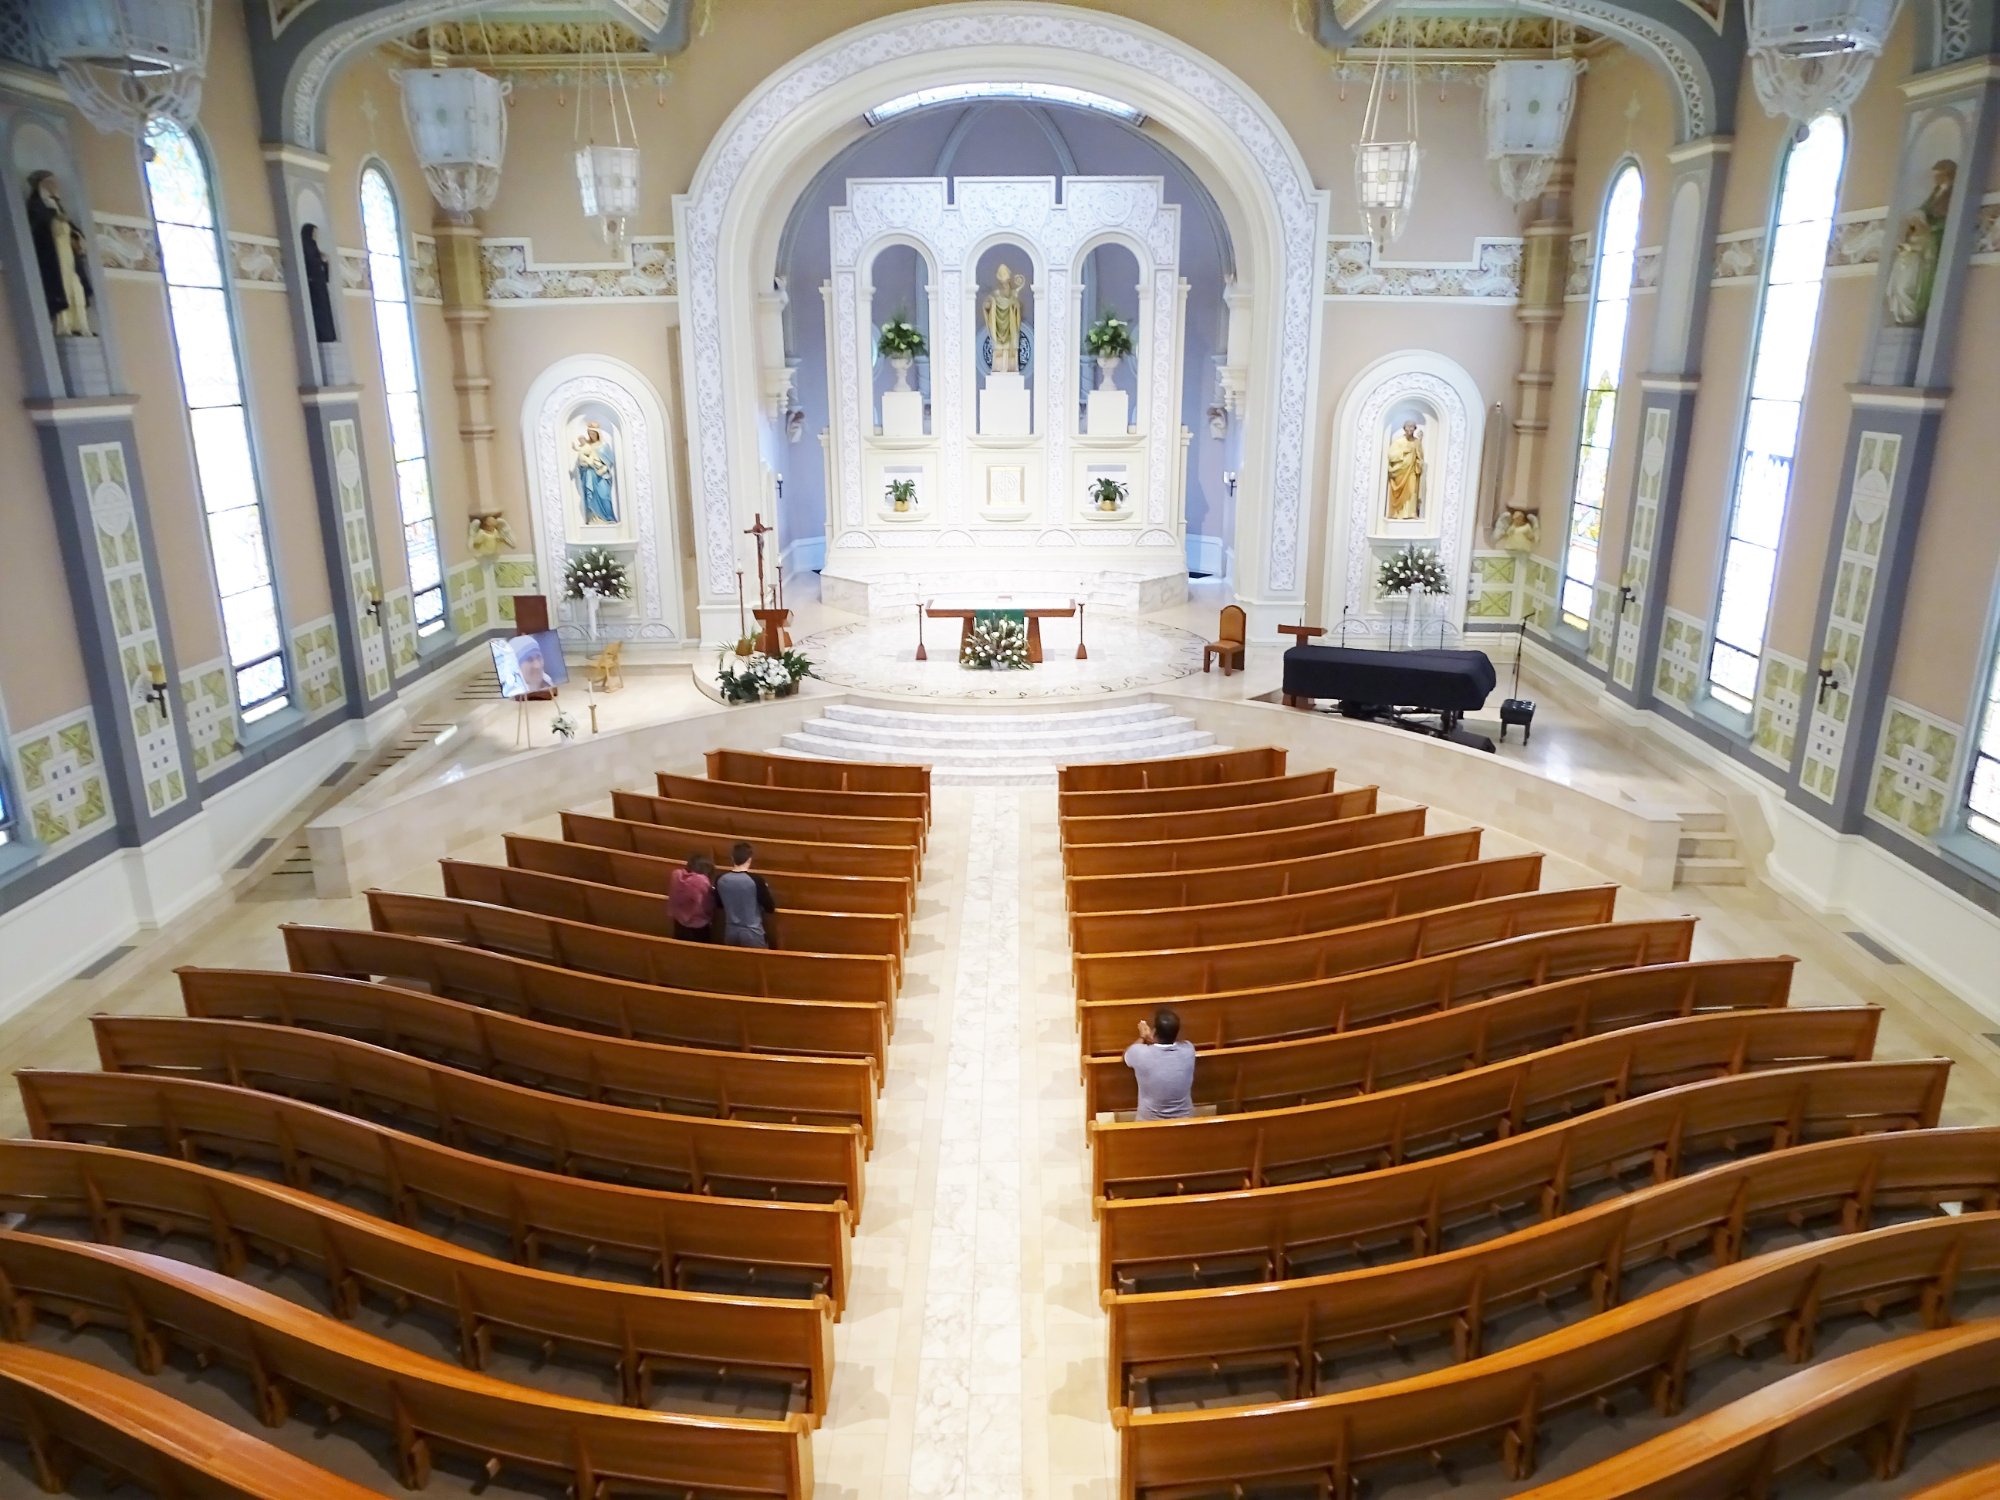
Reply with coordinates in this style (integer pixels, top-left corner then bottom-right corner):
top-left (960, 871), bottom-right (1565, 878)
top-left (961, 616), bottom-right (1032, 670)
top-left (549, 709), bottom-right (579, 741)
top-left (1378, 544), bottom-right (1451, 597)
top-left (717, 647), bottom-right (814, 702)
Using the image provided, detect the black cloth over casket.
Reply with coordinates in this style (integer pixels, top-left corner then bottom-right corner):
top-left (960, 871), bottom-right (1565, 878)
top-left (1282, 645), bottom-right (1497, 713)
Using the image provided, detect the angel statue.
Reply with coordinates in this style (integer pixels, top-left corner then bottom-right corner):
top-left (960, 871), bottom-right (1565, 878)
top-left (1492, 506), bottom-right (1540, 554)
top-left (467, 511), bottom-right (515, 561)
top-left (572, 419), bottom-right (619, 526)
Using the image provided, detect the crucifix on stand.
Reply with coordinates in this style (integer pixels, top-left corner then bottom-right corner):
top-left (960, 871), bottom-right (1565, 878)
top-left (744, 512), bottom-right (792, 656)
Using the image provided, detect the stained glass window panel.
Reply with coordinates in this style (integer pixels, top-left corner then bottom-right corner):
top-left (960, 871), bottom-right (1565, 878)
top-left (156, 221), bottom-right (222, 288)
top-left (142, 121), bottom-right (213, 227)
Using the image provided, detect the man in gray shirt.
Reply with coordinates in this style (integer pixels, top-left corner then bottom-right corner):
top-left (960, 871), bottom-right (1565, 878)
top-left (1123, 1007), bottom-right (1196, 1120)
top-left (715, 841), bottom-right (778, 948)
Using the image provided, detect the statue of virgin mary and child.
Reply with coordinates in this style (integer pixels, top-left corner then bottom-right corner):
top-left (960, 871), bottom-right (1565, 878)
top-left (572, 419), bottom-right (619, 526)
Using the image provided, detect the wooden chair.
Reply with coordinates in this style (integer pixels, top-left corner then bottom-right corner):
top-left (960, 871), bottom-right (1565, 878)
top-left (0, 1137), bottom-right (839, 1418)
top-left (0, 1230), bottom-right (816, 1498)
top-left (583, 638), bottom-right (624, 692)
top-left (1203, 603), bottom-right (1246, 675)
top-left (17, 1070), bottom-right (857, 1308)
top-left (1059, 747), bottom-right (1286, 793)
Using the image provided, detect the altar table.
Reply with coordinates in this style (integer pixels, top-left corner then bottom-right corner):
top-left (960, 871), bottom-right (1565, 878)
top-left (922, 601), bottom-right (1082, 663)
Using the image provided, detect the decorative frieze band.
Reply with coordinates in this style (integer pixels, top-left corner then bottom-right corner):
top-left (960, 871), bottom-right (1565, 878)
top-left (482, 237), bottom-right (678, 303)
top-left (95, 215), bottom-right (286, 291)
top-left (1324, 236), bottom-right (1523, 302)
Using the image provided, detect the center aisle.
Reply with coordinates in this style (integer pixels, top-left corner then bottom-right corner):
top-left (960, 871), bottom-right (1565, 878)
top-left (816, 787), bottom-right (1114, 1499)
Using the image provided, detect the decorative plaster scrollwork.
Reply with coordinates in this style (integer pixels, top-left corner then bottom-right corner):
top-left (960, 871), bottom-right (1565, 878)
top-left (1938, 0), bottom-right (1974, 64)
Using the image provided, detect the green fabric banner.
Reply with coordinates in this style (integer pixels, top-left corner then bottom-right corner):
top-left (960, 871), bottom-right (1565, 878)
top-left (973, 609), bottom-right (1027, 630)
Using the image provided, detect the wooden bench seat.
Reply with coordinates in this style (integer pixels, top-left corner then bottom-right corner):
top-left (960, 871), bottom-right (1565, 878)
top-left (1059, 747), bottom-right (1288, 792)
top-left (1057, 770), bottom-right (1336, 820)
top-left (442, 859), bottom-right (906, 972)
top-left (90, 1014), bottom-right (868, 1210)
top-left (1069, 855), bottom-right (1544, 956)
top-left (1060, 787), bottom-right (1380, 851)
top-left (1908, 1459), bottom-right (2000, 1499)
top-left (0, 1137), bottom-right (838, 1417)
top-left (365, 890), bottom-right (898, 1011)
top-left (1074, 886), bottom-right (1621, 1004)
top-left (1078, 918), bottom-right (1697, 1056)
top-left (1062, 806), bottom-right (1429, 879)
top-left (1110, 1211), bottom-right (2000, 1499)
top-left (1105, 1124), bottom-right (2000, 1408)
top-left (1066, 829), bottom-right (1486, 915)
top-left (707, 748), bottom-right (931, 807)
top-left (1083, 957), bottom-right (1797, 1116)
top-left (282, 925), bottom-right (889, 1071)
top-left (1095, 1058), bottom-right (1951, 1293)
top-left (1089, 1007), bottom-right (1881, 1200)
top-left (566, 810), bottom-right (919, 886)
top-left (0, 1229), bottom-right (815, 1499)
top-left (179, 967), bottom-right (878, 1142)
top-left (0, 1339), bottom-right (389, 1499)
top-left (610, 789), bottom-right (927, 861)
top-left (659, 769), bottom-right (929, 825)
top-left (18, 1070), bottom-right (855, 1308)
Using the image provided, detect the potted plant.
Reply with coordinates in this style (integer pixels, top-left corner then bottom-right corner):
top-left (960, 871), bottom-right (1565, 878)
top-left (1377, 543), bottom-right (1451, 649)
top-left (1084, 311), bottom-right (1133, 392)
top-left (716, 647), bottom-right (815, 701)
top-left (886, 477), bottom-right (918, 514)
top-left (877, 315), bottom-right (927, 393)
top-left (1089, 476), bottom-right (1128, 514)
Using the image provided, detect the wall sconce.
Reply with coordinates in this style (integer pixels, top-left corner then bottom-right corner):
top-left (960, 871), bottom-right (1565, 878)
top-left (1206, 405), bottom-right (1228, 440)
top-left (1223, 469), bottom-right (1238, 499)
top-left (144, 662), bottom-right (170, 718)
top-left (1816, 649), bottom-right (1849, 706)
top-left (365, 591), bottom-right (385, 625)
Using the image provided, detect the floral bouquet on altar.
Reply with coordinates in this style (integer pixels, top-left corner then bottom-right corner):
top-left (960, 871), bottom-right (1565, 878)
top-left (716, 647), bottom-right (814, 702)
top-left (1377, 544), bottom-right (1450, 597)
top-left (962, 616), bottom-right (1031, 671)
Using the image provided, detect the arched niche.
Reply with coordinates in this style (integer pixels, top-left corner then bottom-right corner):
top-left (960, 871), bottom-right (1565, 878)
top-left (1077, 237), bottom-right (1142, 433)
top-left (971, 238), bottom-right (1038, 422)
top-left (866, 239), bottom-right (932, 435)
top-left (518, 355), bottom-right (686, 646)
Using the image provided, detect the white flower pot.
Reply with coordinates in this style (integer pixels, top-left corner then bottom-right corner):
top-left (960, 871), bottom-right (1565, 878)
top-left (888, 353), bottom-right (914, 393)
top-left (1095, 352), bottom-right (1122, 392)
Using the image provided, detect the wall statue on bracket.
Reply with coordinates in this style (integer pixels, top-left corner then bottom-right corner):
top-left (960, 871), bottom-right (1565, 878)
top-left (1385, 419), bottom-right (1427, 521)
top-left (572, 418), bottom-right (620, 526)
top-left (26, 171), bottom-right (93, 338)
top-left (1883, 158), bottom-right (1957, 329)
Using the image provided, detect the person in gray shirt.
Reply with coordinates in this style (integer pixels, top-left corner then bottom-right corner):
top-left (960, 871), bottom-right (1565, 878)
top-left (1122, 1007), bottom-right (1195, 1120)
top-left (714, 841), bottom-right (779, 948)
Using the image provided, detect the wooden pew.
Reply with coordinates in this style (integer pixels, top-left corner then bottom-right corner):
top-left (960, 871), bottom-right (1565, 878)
top-left (1105, 1124), bottom-right (2000, 1407)
top-left (179, 967), bottom-right (878, 1143)
top-left (18, 1071), bottom-right (855, 1307)
top-left (659, 769), bottom-right (928, 825)
top-left (1089, 1007), bottom-right (1881, 1201)
top-left (0, 1230), bottom-right (816, 1499)
top-left (1058, 769), bottom-right (1336, 820)
top-left (441, 859), bottom-right (905, 972)
top-left (610, 789), bottom-right (927, 861)
top-left (707, 748), bottom-right (931, 807)
top-left (0, 1137), bottom-right (838, 1418)
top-left (1060, 787), bottom-right (1379, 848)
top-left (282, 925), bottom-right (890, 1071)
top-left (1062, 806), bottom-right (1428, 879)
top-left (566, 810), bottom-right (918, 885)
top-left (1110, 1212), bottom-right (2000, 1499)
top-left (365, 890), bottom-right (898, 1011)
top-left (1078, 919), bottom-right (1697, 1056)
top-left (1516, 1320), bottom-right (2000, 1498)
top-left (1058, 747), bottom-right (1287, 792)
top-left (1069, 854), bottom-right (1543, 956)
top-left (506, 833), bottom-right (911, 932)
top-left (1074, 886), bottom-right (1622, 1004)
top-left (90, 1014), bottom-right (868, 1210)
top-left (1066, 829), bottom-right (1486, 915)
top-left (0, 1340), bottom-right (390, 1499)
top-left (1083, 957), bottom-right (1797, 1116)
top-left (1095, 1058), bottom-right (1951, 1293)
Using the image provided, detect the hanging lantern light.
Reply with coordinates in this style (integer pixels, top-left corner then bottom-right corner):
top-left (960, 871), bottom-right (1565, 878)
top-left (1485, 58), bottom-right (1577, 206)
top-left (575, 24), bottom-right (641, 252)
top-left (1747, 0), bottom-right (1902, 123)
top-left (33, 0), bottom-right (211, 137)
top-left (1354, 29), bottom-right (1421, 249)
top-left (397, 67), bottom-right (509, 218)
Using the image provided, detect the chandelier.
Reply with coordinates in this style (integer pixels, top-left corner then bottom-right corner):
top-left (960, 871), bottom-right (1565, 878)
top-left (34, 0), bottom-right (211, 137)
top-left (398, 67), bottom-right (509, 218)
top-left (1354, 25), bottom-right (1420, 248)
top-left (1748, 0), bottom-right (1902, 123)
top-left (575, 25), bottom-right (641, 252)
top-left (1485, 58), bottom-right (1577, 206)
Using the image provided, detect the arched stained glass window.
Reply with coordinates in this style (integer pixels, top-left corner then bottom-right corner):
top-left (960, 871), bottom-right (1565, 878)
top-left (1560, 163), bottom-right (1644, 632)
top-left (360, 166), bottom-right (445, 636)
top-left (1706, 113), bottom-right (1846, 713)
top-left (1965, 653), bottom-right (2000, 846)
top-left (141, 118), bottom-right (290, 722)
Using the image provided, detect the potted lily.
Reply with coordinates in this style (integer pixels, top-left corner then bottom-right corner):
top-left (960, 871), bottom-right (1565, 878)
top-left (877, 315), bottom-right (926, 393)
top-left (1084, 311), bottom-right (1133, 392)
top-left (887, 477), bottom-right (918, 514)
top-left (1089, 476), bottom-right (1128, 515)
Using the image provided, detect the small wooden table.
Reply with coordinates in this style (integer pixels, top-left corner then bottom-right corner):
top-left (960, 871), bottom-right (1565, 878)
top-left (1277, 624), bottom-right (1327, 649)
top-left (922, 602), bottom-right (1081, 664)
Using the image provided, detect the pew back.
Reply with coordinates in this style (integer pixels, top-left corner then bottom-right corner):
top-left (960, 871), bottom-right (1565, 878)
top-left (1057, 770), bottom-right (1336, 820)
top-left (1063, 807), bottom-right (1429, 878)
top-left (707, 748), bottom-right (930, 804)
top-left (658, 770), bottom-right (928, 824)
top-left (610, 790), bottom-right (926, 855)
top-left (1060, 788), bottom-right (1379, 849)
top-left (505, 833), bottom-right (911, 922)
top-left (1058, 747), bottom-right (1287, 792)
top-left (565, 811), bottom-right (917, 884)
top-left (1064, 830), bottom-right (1486, 914)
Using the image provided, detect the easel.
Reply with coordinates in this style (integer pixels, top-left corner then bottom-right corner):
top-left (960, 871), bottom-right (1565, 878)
top-left (744, 512), bottom-right (791, 655)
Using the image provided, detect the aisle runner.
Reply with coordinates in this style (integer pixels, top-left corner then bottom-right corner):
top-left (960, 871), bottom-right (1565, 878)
top-left (911, 789), bottom-right (1023, 1495)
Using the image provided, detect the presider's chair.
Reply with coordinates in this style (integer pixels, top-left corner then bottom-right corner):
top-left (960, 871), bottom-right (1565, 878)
top-left (1203, 605), bottom-right (1246, 676)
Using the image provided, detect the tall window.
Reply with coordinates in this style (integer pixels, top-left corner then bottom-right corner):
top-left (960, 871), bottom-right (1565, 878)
top-left (360, 166), bottom-right (445, 636)
top-left (142, 119), bottom-right (289, 722)
top-left (1706, 114), bottom-right (1846, 712)
top-left (1560, 164), bottom-right (1644, 631)
top-left (1966, 651), bottom-right (2000, 846)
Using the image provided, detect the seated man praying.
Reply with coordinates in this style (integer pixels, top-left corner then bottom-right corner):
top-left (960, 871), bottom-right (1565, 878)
top-left (1123, 1007), bottom-right (1195, 1120)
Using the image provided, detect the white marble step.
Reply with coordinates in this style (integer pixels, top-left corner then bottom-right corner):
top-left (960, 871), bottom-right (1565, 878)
top-left (778, 728), bottom-right (1216, 769)
top-left (795, 713), bottom-right (1203, 752)
top-left (818, 701), bottom-right (1176, 733)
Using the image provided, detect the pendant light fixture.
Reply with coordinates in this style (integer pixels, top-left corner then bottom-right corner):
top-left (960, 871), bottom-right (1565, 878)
top-left (1485, 57), bottom-right (1577, 205)
top-left (398, 64), bottom-right (508, 218)
top-left (575, 23), bottom-right (641, 253)
top-left (1747, 0), bottom-right (1902, 124)
top-left (34, 0), bottom-right (211, 137)
top-left (1354, 19), bottom-right (1420, 249)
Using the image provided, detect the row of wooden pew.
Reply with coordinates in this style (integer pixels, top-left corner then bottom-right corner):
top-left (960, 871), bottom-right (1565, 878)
top-left (0, 746), bottom-right (934, 1499)
top-left (1056, 745), bottom-right (2000, 1499)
